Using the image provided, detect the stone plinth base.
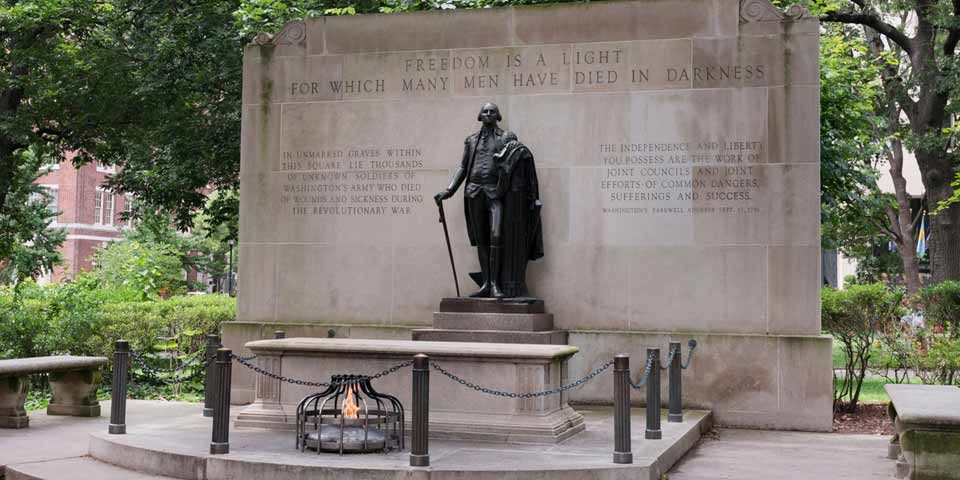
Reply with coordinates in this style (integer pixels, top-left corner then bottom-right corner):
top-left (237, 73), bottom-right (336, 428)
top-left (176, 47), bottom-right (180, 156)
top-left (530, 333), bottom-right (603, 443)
top-left (413, 297), bottom-right (568, 346)
top-left (414, 328), bottom-right (568, 345)
top-left (236, 338), bottom-right (582, 443)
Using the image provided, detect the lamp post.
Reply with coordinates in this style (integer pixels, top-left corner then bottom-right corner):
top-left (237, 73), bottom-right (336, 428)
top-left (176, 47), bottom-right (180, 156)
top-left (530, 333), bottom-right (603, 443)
top-left (226, 239), bottom-right (235, 296)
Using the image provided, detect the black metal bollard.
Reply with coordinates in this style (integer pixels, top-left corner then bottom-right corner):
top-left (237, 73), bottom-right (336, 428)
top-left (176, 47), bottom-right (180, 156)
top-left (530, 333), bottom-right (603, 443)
top-left (203, 334), bottom-right (221, 417)
top-left (410, 354), bottom-right (430, 467)
top-left (109, 340), bottom-right (130, 434)
top-left (210, 348), bottom-right (232, 454)
top-left (274, 330), bottom-right (286, 339)
top-left (668, 342), bottom-right (683, 423)
top-left (613, 354), bottom-right (633, 464)
top-left (645, 348), bottom-right (661, 440)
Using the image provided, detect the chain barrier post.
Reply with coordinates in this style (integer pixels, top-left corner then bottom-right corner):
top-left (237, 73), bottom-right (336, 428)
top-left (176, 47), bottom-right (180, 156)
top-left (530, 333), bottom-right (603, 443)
top-left (210, 348), bottom-right (232, 454)
top-left (668, 341), bottom-right (683, 423)
top-left (203, 334), bottom-right (221, 417)
top-left (613, 354), bottom-right (632, 464)
top-left (410, 354), bottom-right (430, 467)
top-left (645, 348), bottom-right (662, 440)
top-left (274, 330), bottom-right (286, 339)
top-left (109, 340), bottom-right (129, 434)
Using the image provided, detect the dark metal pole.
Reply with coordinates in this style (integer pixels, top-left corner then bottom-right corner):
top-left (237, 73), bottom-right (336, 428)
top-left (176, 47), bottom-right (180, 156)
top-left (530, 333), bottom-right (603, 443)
top-left (613, 354), bottom-right (632, 464)
top-left (410, 354), bottom-right (430, 467)
top-left (210, 348), bottom-right (232, 454)
top-left (436, 200), bottom-right (461, 297)
top-left (203, 334), bottom-right (220, 417)
top-left (645, 348), bottom-right (661, 440)
top-left (668, 342), bottom-right (683, 423)
top-left (274, 330), bottom-right (286, 339)
top-left (227, 239), bottom-right (235, 296)
top-left (109, 340), bottom-right (129, 434)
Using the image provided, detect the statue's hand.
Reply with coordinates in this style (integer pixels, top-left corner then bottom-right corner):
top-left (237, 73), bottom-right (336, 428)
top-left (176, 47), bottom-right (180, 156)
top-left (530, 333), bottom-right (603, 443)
top-left (434, 190), bottom-right (451, 205)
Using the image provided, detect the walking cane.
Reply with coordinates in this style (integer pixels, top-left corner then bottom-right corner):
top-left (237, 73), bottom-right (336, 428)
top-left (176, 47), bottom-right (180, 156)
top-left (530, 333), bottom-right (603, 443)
top-left (436, 198), bottom-right (461, 297)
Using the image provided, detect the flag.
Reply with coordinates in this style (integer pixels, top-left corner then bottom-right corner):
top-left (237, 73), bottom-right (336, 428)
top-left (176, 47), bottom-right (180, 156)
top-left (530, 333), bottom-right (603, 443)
top-left (916, 214), bottom-right (927, 257)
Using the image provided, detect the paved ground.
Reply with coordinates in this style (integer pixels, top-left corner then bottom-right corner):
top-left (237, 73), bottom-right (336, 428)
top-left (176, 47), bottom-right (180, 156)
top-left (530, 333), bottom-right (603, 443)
top-left (668, 428), bottom-right (896, 479)
top-left (0, 401), bottom-right (898, 479)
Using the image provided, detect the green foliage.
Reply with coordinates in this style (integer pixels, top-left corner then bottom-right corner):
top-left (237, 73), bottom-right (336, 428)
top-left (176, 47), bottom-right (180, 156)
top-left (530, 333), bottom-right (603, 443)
top-left (0, 280), bottom-right (235, 363)
top-left (822, 284), bottom-right (905, 412)
top-left (0, 146), bottom-right (66, 285)
top-left (816, 25), bottom-right (894, 266)
top-left (92, 241), bottom-right (184, 299)
top-left (918, 280), bottom-right (960, 335)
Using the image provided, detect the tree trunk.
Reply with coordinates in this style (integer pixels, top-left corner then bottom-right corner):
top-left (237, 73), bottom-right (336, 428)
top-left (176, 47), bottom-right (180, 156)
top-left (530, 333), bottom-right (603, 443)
top-left (927, 182), bottom-right (960, 282)
top-left (885, 136), bottom-right (923, 295)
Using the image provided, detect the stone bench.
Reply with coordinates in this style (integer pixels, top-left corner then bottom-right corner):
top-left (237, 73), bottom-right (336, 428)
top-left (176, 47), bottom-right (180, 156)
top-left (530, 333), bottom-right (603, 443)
top-left (885, 384), bottom-right (960, 480)
top-left (0, 356), bottom-right (108, 428)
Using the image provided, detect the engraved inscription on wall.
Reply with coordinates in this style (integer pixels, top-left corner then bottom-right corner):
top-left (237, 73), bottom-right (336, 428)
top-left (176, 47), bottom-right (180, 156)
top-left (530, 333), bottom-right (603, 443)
top-left (278, 146), bottom-right (425, 217)
top-left (280, 40), bottom-right (771, 101)
top-left (598, 140), bottom-right (764, 216)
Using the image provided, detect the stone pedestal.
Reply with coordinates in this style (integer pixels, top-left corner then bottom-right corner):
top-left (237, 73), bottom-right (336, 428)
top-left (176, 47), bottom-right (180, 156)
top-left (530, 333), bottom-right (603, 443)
top-left (48, 370), bottom-right (102, 417)
top-left (236, 338), bottom-right (583, 443)
top-left (0, 376), bottom-right (30, 429)
top-left (413, 298), bottom-right (568, 345)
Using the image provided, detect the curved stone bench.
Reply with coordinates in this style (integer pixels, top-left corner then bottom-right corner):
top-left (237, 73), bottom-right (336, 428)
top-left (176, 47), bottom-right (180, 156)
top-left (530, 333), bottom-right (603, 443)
top-left (0, 355), bottom-right (108, 429)
top-left (885, 384), bottom-right (960, 480)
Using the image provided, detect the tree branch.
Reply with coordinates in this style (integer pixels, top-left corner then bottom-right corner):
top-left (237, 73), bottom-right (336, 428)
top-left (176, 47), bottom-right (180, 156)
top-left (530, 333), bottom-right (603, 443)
top-left (822, 11), bottom-right (914, 56)
top-left (945, 0), bottom-right (960, 55)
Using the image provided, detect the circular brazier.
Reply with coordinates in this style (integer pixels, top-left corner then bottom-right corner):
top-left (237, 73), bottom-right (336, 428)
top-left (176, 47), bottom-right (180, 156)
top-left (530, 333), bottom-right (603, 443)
top-left (304, 425), bottom-right (387, 453)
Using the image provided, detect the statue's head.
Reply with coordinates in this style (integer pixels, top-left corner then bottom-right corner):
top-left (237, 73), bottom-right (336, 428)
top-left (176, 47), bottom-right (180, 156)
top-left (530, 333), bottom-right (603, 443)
top-left (477, 102), bottom-right (502, 125)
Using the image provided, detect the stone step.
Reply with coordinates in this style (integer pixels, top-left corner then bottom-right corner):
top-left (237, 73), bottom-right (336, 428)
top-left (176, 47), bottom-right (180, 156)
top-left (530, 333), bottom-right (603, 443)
top-left (432, 311), bottom-right (555, 331)
top-left (5, 456), bottom-right (178, 480)
top-left (412, 328), bottom-right (568, 344)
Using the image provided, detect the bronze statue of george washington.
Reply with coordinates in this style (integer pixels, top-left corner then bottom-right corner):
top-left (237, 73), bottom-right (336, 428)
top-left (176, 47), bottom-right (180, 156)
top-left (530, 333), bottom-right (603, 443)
top-left (434, 102), bottom-right (543, 299)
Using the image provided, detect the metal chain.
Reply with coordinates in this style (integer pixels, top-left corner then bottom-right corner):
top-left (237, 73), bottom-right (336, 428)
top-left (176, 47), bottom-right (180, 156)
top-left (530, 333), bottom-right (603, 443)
top-left (130, 349), bottom-right (206, 374)
top-left (369, 360), bottom-right (413, 379)
top-left (628, 352), bottom-right (655, 390)
top-left (681, 341), bottom-right (697, 370)
top-left (235, 354), bottom-right (257, 362)
top-left (431, 360), bottom-right (614, 398)
top-left (660, 348), bottom-right (677, 371)
top-left (130, 354), bottom-right (213, 385)
top-left (231, 354), bottom-right (411, 387)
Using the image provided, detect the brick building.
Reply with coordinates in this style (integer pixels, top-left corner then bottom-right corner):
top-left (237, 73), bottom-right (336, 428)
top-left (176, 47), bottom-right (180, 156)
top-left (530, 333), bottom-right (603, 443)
top-left (34, 155), bottom-right (131, 283)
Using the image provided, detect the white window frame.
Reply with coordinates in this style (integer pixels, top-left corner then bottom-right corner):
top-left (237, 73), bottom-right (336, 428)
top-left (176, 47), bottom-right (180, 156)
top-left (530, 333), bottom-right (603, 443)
top-left (95, 188), bottom-right (115, 225)
top-left (123, 194), bottom-right (135, 228)
top-left (95, 162), bottom-right (116, 174)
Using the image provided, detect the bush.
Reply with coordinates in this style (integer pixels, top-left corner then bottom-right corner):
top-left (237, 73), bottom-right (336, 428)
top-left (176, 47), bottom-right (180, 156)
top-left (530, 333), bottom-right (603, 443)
top-left (878, 281), bottom-right (960, 386)
top-left (919, 280), bottom-right (960, 336)
top-left (822, 284), bottom-right (904, 413)
top-left (0, 279), bottom-right (236, 362)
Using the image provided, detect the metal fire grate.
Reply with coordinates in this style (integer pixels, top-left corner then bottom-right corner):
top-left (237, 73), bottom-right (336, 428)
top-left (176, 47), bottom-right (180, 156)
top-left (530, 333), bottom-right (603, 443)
top-left (295, 375), bottom-right (404, 455)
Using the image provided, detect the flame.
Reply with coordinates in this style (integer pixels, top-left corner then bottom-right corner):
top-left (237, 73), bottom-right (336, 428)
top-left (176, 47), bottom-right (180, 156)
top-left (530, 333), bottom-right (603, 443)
top-left (342, 386), bottom-right (360, 419)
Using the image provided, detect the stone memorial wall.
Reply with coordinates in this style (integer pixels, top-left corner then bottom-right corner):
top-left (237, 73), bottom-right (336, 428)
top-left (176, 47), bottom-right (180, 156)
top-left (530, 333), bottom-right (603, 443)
top-left (230, 0), bottom-right (832, 430)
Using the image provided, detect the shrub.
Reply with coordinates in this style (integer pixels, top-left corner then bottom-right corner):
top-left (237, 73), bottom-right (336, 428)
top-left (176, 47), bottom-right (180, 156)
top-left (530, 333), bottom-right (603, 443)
top-left (822, 284), bottom-right (904, 412)
top-left (0, 280), bottom-right (235, 362)
top-left (919, 280), bottom-right (960, 336)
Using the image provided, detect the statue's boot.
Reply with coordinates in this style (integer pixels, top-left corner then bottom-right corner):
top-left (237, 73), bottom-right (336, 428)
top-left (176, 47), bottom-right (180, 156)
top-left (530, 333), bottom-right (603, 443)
top-left (469, 246), bottom-right (491, 297)
top-left (489, 246), bottom-right (506, 299)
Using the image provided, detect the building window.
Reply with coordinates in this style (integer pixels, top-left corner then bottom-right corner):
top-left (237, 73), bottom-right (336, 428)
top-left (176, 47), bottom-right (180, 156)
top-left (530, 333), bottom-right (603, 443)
top-left (124, 194), bottom-right (135, 228)
top-left (33, 185), bottom-right (59, 216)
top-left (95, 189), bottom-right (115, 225)
top-left (95, 162), bottom-right (116, 174)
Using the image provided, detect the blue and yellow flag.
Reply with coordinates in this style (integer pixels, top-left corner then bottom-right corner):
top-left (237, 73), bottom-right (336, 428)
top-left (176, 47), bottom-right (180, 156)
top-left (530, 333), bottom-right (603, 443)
top-left (916, 214), bottom-right (927, 257)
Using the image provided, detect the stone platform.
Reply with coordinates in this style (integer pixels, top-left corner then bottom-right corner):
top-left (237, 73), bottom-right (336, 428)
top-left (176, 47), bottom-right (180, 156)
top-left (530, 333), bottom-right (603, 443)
top-left (413, 298), bottom-right (568, 345)
top-left (236, 338), bottom-right (584, 443)
top-left (71, 404), bottom-right (710, 480)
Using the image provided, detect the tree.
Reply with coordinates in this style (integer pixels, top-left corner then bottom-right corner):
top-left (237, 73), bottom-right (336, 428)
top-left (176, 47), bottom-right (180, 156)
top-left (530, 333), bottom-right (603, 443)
top-left (0, 1), bottom-right (115, 282)
top-left (0, 146), bottom-right (65, 284)
top-left (819, 0), bottom-right (960, 283)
